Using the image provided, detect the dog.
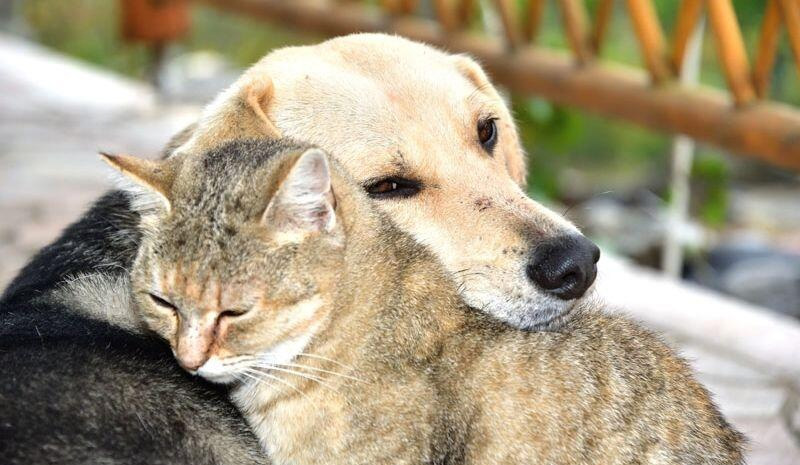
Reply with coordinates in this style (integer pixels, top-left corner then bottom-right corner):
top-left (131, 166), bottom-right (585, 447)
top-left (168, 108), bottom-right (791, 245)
top-left (1, 33), bottom-right (599, 461)
top-left (172, 33), bottom-right (600, 330)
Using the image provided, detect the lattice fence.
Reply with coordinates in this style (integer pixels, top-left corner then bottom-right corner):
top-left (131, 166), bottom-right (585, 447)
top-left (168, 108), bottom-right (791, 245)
top-left (189, 0), bottom-right (800, 171)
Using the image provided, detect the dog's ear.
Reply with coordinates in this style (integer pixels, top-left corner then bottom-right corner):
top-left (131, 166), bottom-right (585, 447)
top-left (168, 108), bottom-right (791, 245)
top-left (452, 54), bottom-right (528, 187)
top-left (452, 54), bottom-right (498, 99)
top-left (262, 148), bottom-right (337, 242)
top-left (100, 152), bottom-right (175, 212)
top-left (172, 74), bottom-right (282, 158)
top-left (242, 74), bottom-right (281, 138)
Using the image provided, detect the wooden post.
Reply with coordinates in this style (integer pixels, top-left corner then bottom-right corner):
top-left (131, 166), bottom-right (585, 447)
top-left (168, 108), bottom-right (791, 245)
top-left (524, 0), bottom-right (547, 43)
top-left (590, 0), bottom-right (615, 54)
top-left (672, 0), bottom-right (704, 74)
top-left (777, 0), bottom-right (800, 83)
top-left (433, 0), bottom-right (459, 32)
top-left (457, 0), bottom-right (475, 29)
top-left (627, 0), bottom-right (671, 83)
top-left (706, 0), bottom-right (756, 105)
top-left (557, 0), bottom-right (592, 64)
top-left (121, 0), bottom-right (189, 43)
top-left (492, 0), bottom-right (521, 50)
top-left (753, 0), bottom-right (781, 98)
top-left (121, 0), bottom-right (190, 88)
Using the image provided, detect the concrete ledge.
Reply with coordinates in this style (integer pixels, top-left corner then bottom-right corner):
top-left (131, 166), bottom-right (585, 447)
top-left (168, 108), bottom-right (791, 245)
top-left (597, 254), bottom-right (800, 386)
top-left (0, 32), bottom-right (154, 117)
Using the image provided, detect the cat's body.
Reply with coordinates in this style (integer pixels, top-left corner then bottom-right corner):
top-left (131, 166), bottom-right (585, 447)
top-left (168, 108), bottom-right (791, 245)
top-left (115, 139), bottom-right (744, 465)
top-left (0, 302), bottom-right (265, 465)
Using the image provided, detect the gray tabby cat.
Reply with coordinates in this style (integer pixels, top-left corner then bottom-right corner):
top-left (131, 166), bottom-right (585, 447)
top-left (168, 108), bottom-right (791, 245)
top-left (0, 126), bottom-right (268, 465)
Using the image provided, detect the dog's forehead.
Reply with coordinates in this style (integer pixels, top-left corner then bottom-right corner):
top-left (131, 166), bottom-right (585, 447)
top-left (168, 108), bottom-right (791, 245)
top-left (321, 33), bottom-right (466, 79)
top-left (266, 43), bottom-right (497, 153)
top-left (268, 40), bottom-right (483, 115)
top-left (256, 35), bottom-right (518, 180)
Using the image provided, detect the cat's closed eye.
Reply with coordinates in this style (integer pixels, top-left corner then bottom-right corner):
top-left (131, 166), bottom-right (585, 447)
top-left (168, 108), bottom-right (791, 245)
top-left (149, 293), bottom-right (177, 311)
top-left (220, 308), bottom-right (249, 318)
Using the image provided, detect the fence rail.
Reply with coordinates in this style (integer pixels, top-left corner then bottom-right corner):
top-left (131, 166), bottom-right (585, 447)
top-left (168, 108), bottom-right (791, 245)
top-left (191, 0), bottom-right (800, 171)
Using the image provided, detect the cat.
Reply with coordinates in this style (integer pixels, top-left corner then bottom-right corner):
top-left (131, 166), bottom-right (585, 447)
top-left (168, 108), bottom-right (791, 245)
top-left (106, 137), bottom-right (745, 465)
top-left (0, 126), bottom-right (269, 465)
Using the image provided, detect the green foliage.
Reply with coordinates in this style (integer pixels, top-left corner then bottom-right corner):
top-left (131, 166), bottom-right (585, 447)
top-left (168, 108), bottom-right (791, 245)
top-left (21, 0), bottom-right (149, 77)
top-left (185, 7), bottom-right (319, 69)
top-left (691, 152), bottom-right (730, 226)
top-left (513, 95), bottom-right (671, 200)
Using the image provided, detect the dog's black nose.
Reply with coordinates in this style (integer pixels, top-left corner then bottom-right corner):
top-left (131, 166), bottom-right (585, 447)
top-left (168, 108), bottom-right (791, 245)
top-left (526, 235), bottom-right (600, 300)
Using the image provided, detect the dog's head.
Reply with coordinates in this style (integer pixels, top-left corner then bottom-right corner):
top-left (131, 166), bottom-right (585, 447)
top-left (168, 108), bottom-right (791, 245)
top-left (177, 33), bottom-right (599, 330)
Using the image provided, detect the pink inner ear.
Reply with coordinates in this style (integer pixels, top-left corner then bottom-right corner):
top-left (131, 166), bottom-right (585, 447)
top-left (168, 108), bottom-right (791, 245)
top-left (262, 149), bottom-right (336, 235)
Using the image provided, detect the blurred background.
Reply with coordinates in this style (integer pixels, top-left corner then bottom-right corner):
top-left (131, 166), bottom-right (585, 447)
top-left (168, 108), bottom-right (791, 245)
top-left (0, 0), bottom-right (798, 463)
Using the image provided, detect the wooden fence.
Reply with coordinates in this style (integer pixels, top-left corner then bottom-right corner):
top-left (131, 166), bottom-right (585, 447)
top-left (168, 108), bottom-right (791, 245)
top-left (137, 0), bottom-right (800, 171)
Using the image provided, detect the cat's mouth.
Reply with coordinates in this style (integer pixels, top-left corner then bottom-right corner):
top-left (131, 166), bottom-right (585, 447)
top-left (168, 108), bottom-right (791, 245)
top-left (194, 332), bottom-right (318, 386)
top-left (197, 357), bottom-right (244, 384)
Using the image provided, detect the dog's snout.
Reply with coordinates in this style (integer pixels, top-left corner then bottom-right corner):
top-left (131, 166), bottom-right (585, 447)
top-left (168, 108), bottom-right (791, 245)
top-left (526, 235), bottom-right (600, 300)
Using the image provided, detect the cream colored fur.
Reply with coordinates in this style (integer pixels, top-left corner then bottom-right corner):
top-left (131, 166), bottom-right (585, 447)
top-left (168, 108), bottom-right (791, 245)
top-left (173, 33), bottom-right (586, 329)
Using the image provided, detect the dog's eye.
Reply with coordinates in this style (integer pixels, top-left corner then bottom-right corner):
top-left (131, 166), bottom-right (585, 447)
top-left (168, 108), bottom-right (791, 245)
top-left (149, 293), bottom-right (177, 311)
top-left (364, 177), bottom-right (421, 199)
top-left (477, 117), bottom-right (498, 153)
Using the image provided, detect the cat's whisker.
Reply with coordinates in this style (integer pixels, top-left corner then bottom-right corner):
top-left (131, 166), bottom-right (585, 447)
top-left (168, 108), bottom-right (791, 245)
top-left (295, 352), bottom-right (353, 370)
top-left (455, 272), bottom-right (487, 279)
top-left (239, 370), bottom-right (267, 387)
top-left (232, 372), bottom-right (255, 388)
top-left (232, 372), bottom-right (264, 404)
top-left (252, 364), bottom-right (341, 394)
top-left (241, 370), bottom-right (286, 400)
top-left (271, 362), bottom-right (364, 383)
top-left (242, 368), bottom-right (309, 400)
top-left (452, 269), bottom-right (487, 276)
top-left (253, 364), bottom-right (327, 384)
top-left (221, 355), bottom-right (259, 367)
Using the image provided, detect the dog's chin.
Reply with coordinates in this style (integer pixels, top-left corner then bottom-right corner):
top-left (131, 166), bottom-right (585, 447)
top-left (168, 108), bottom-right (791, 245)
top-left (461, 289), bottom-right (581, 331)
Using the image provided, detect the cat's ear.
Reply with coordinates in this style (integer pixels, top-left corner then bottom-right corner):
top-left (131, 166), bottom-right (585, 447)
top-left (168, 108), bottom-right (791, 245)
top-left (99, 152), bottom-right (175, 212)
top-left (262, 148), bottom-right (336, 242)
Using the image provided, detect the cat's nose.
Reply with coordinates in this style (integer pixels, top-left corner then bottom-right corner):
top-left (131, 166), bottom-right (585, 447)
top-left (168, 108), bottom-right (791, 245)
top-left (175, 309), bottom-right (248, 372)
top-left (175, 316), bottom-right (215, 372)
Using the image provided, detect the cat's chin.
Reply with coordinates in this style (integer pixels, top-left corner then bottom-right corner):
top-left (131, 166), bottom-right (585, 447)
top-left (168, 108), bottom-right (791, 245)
top-left (193, 331), bottom-right (320, 386)
top-left (196, 357), bottom-right (242, 385)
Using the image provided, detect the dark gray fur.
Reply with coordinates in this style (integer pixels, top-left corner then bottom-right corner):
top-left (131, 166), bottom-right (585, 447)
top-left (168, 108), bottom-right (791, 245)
top-left (0, 303), bottom-right (264, 465)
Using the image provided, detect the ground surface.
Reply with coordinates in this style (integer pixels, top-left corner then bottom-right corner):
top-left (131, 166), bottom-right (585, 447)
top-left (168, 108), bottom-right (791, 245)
top-left (1, 33), bottom-right (798, 464)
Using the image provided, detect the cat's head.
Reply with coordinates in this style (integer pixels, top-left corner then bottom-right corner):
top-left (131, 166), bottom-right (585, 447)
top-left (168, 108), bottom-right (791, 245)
top-left (103, 140), bottom-right (348, 384)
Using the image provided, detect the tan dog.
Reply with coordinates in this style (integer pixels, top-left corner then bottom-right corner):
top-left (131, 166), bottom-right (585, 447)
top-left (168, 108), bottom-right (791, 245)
top-left (171, 33), bottom-right (600, 330)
